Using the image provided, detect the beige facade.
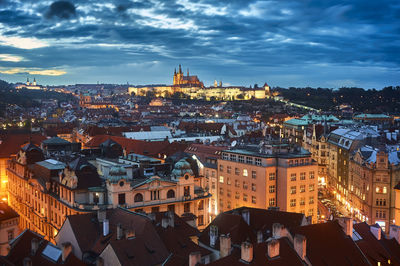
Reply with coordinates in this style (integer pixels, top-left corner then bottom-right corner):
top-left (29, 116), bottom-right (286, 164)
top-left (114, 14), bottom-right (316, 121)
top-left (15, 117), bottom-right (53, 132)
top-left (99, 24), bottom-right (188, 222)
top-left (216, 145), bottom-right (318, 223)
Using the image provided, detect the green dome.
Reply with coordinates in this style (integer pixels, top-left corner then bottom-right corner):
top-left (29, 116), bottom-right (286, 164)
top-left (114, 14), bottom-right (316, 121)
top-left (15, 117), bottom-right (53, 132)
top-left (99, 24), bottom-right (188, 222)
top-left (172, 158), bottom-right (193, 178)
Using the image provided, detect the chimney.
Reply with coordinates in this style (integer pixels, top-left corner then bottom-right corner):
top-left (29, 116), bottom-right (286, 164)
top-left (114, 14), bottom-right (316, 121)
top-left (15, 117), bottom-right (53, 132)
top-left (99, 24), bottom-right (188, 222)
top-left (167, 211), bottom-right (175, 227)
top-left (389, 225), bottom-right (400, 244)
top-left (97, 209), bottom-right (106, 223)
top-left (117, 223), bottom-right (124, 240)
top-left (370, 225), bottom-right (381, 240)
top-left (162, 217), bottom-right (169, 228)
top-left (96, 257), bottom-right (104, 266)
top-left (242, 209), bottom-right (250, 225)
top-left (31, 238), bottom-right (39, 255)
top-left (209, 225), bottom-right (218, 247)
top-left (240, 242), bottom-right (253, 263)
top-left (103, 219), bottom-right (109, 236)
top-left (267, 239), bottom-right (280, 258)
top-left (294, 234), bottom-right (306, 260)
top-left (61, 242), bottom-right (73, 262)
top-left (272, 223), bottom-right (284, 238)
top-left (219, 234), bottom-right (231, 258)
top-left (257, 230), bottom-right (263, 243)
top-left (189, 251), bottom-right (201, 266)
top-left (23, 258), bottom-right (32, 266)
top-left (336, 217), bottom-right (353, 238)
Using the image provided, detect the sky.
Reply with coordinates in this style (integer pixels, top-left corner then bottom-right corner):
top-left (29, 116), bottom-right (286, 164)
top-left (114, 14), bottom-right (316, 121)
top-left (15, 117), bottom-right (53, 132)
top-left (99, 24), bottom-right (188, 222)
top-left (0, 0), bottom-right (399, 88)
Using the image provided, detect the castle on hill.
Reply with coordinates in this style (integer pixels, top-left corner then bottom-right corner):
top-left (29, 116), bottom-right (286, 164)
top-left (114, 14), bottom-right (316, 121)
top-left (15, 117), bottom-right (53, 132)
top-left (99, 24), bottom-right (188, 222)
top-left (128, 65), bottom-right (271, 100)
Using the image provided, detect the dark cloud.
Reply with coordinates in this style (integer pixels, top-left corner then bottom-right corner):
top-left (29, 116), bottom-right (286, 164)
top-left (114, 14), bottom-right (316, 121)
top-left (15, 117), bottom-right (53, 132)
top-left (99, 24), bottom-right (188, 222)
top-left (0, 0), bottom-right (398, 88)
top-left (44, 1), bottom-right (76, 19)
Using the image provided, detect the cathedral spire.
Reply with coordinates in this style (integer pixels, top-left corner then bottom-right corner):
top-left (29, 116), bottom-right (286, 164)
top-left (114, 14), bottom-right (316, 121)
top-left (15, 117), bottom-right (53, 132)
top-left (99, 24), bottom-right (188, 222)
top-left (187, 68), bottom-right (189, 77)
top-left (179, 64), bottom-right (182, 74)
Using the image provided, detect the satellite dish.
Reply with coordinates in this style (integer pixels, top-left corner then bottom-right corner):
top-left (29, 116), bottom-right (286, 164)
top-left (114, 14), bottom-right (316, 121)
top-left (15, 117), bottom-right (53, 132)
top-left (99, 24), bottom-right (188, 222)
top-left (231, 140), bottom-right (237, 147)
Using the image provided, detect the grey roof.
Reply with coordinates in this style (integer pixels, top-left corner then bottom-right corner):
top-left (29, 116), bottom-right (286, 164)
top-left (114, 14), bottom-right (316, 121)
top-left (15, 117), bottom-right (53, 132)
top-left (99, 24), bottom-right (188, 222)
top-left (42, 137), bottom-right (71, 145)
top-left (36, 159), bottom-right (66, 170)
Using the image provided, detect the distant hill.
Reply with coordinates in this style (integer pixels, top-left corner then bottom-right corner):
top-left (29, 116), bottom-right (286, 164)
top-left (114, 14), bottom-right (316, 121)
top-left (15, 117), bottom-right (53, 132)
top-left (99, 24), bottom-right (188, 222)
top-left (0, 79), bottom-right (76, 117)
top-left (276, 86), bottom-right (400, 113)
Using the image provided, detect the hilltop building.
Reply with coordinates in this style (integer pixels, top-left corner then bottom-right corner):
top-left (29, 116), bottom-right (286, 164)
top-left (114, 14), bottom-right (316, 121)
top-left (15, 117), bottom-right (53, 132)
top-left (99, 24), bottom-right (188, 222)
top-left (128, 66), bottom-right (271, 100)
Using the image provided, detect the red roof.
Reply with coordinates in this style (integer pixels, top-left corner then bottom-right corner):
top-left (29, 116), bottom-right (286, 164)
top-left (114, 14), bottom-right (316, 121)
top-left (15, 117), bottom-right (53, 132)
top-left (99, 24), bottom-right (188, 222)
top-left (0, 133), bottom-right (46, 158)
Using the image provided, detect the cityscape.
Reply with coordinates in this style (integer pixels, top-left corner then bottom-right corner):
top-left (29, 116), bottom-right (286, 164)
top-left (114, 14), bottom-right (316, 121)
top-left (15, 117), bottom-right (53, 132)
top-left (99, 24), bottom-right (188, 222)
top-left (0, 1), bottom-right (400, 266)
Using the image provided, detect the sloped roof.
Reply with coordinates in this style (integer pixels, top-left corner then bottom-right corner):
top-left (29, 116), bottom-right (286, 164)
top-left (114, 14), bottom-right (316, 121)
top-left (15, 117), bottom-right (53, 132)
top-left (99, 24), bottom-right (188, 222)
top-left (7, 230), bottom-right (85, 266)
top-left (0, 133), bottom-right (46, 158)
top-left (292, 221), bottom-right (370, 265)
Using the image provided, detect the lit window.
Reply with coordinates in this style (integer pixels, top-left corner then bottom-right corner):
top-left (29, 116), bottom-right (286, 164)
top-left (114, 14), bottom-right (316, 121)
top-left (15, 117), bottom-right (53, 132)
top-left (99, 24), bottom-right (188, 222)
top-left (290, 199), bottom-right (296, 207)
top-left (300, 172), bottom-right (306, 180)
top-left (290, 173), bottom-right (296, 181)
top-left (269, 198), bottom-right (275, 206)
top-left (219, 176), bottom-right (224, 183)
top-left (309, 184), bottom-right (315, 192)
top-left (309, 171), bottom-right (315, 179)
top-left (300, 185), bottom-right (305, 193)
top-left (243, 169), bottom-right (248, 177)
top-left (290, 186), bottom-right (296, 194)
top-left (383, 187), bottom-right (387, 194)
top-left (269, 173), bottom-right (275, 180)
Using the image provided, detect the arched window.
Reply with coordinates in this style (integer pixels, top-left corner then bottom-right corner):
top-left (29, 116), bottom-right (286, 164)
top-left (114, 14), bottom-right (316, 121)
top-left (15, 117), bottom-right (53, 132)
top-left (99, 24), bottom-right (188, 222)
top-left (167, 189), bottom-right (175, 199)
top-left (134, 193), bottom-right (143, 202)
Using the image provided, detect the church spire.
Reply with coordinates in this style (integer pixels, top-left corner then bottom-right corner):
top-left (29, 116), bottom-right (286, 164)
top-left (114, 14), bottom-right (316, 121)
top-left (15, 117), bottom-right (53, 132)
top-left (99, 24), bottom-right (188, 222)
top-left (179, 64), bottom-right (182, 74)
top-left (187, 68), bottom-right (189, 77)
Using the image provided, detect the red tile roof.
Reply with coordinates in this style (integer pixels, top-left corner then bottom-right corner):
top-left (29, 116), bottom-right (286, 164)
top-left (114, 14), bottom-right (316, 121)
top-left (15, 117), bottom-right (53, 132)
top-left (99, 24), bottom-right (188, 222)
top-left (0, 133), bottom-right (46, 158)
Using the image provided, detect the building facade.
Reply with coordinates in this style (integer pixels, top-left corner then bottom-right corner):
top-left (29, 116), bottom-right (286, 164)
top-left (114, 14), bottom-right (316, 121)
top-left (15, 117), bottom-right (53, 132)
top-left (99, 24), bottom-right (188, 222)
top-left (216, 142), bottom-right (318, 223)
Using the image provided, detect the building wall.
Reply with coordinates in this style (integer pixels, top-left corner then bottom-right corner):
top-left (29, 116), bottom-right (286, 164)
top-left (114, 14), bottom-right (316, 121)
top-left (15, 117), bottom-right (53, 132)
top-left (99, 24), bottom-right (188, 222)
top-left (0, 217), bottom-right (19, 256)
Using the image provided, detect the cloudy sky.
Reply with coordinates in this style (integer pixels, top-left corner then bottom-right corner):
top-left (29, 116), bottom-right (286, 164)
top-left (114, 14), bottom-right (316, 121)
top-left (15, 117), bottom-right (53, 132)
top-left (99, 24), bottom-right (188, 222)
top-left (0, 0), bottom-right (399, 88)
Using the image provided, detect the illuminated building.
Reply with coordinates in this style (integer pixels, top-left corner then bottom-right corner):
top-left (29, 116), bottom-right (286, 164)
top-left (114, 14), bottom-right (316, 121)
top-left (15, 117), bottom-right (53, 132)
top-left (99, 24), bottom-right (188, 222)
top-left (128, 66), bottom-right (270, 101)
top-left (216, 141), bottom-right (318, 223)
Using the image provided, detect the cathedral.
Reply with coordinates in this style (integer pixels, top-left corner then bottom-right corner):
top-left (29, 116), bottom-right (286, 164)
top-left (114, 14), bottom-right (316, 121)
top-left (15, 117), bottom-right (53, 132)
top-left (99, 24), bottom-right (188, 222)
top-left (173, 65), bottom-right (204, 87)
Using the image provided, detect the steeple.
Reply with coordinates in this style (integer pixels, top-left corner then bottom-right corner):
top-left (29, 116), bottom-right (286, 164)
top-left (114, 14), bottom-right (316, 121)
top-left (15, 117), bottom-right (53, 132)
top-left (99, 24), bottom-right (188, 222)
top-left (179, 64), bottom-right (182, 74)
top-left (187, 68), bottom-right (189, 77)
top-left (174, 68), bottom-right (176, 75)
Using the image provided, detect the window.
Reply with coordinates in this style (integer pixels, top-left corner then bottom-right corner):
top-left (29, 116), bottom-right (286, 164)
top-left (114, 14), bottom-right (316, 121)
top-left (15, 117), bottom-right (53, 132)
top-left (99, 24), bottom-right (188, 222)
top-left (93, 193), bottom-right (99, 204)
top-left (227, 201), bottom-right (231, 209)
top-left (227, 177), bottom-right (231, 185)
top-left (290, 199), bottom-right (296, 207)
top-left (290, 186), bottom-right (296, 194)
top-left (269, 173), bottom-right (275, 180)
top-left (243, 169), bottom-right (248, 177)
top-left (134, 193), bottom-right (144, 202)
top-left (300, 172), bottom-right (306, 180)
top-left (243, 182), bottom-right (248, 190)
top-left (235, 192), bottom-right (240, 199)
top-left (184, 203), bottom-right (191, 213)
top-left (300, 198), bottom-right (305, 206)
top-left (300, 185), bottom-right (305, 193)
top-left (184, 186), bottom-right (190, 197)
top-left (383, 187), bottom-right (387, 194)
top-left (251, 183), bottom-right (256, 192)
top-left (235, 168), bottom-right (240, 175)
top-left (269, 185), bottom-right (275, 193)
top-left (230, 154), bottom-right (237, 161)
top-left (252, 171), bottom-right (257, 179)
top-left (167, 189), bottom-right (175, 199)
top-left (243, 194), bottom-right (248, 202)
top-left (151, 206), bottom-right (159, 213)
top-left (239, 155), bottom-right (244, 163)
top-left (118, 193), bottom-right (126, 205)
top-left (198, 215), bottom-right (204, 226)
top-left (227, 166), bottom-right (231, 173)
top-left (219, 164), bottom-right (223, 172)
top-left (252, 196), bottom-right (256, 204)
top-left (309, 184), bottom-right (315, 192)
top-left (269, 198), bottom-right (275, 206)
top-left (235, 180), bottom-right (240, 188)
top-left (290, 173), bottom-right (296, 181)
top-left (212, 182), bottom-right (216, 190)
top-left (289, 160), bottom-right (293, 167)
top-left (246, 157), bottom-right (253, 164)
top-left (309, 196), bottom-right (314, 204)
top-left (219, 188), bottom-right (224, 195)
top-left (255, 158), bottom-right (261, 166)
top-left (309, 171), bottom-right (315, 179)
top-left (308, 209), bottom-right (314, 216)
top-left (219, 176), bottom-right (224, 183)
top-left (7, 229), bottom-right (14, 241)
top-left (198, 200), bottom-right (204, 210)
top-left (227, 190), bottom-right (231, 198)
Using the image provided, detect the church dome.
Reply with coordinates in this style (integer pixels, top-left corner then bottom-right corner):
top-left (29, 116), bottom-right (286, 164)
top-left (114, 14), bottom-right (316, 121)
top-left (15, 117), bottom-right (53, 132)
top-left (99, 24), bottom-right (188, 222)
top-left (171, 158), bottom-right (193, 178)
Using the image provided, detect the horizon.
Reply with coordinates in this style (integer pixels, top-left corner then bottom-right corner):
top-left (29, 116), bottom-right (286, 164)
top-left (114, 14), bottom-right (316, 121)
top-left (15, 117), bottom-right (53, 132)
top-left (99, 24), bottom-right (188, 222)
top-left (0, 1), bottom-right (399, 89)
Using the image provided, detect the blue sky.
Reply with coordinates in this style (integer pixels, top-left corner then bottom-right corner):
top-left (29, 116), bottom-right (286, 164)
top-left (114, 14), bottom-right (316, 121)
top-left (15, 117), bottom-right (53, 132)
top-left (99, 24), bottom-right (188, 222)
top-left (0, 0), bottom-right (399, 88)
